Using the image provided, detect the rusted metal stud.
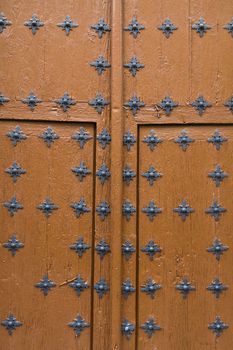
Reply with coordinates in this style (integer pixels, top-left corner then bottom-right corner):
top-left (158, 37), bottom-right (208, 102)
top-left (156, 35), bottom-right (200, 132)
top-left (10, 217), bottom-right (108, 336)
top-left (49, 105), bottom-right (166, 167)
top-left (39, 127), bottom-right (59, 147)
top-left (70, 198), bottom-right (90, 218)
top-left (88, 93), bottom-right (109, 114)
top-left (208, 165), bottom-right (228, 187)
top-left (91, 18), bottom-right (111, 38)
top-left (158, 18), bottom-right (177, 38)
top-left (3, 196), bottom-right (23, 216)
top-left (173, 200), bottom-right (194, 221)
top-left (176, 278), bottom-right (196, 298)
top-left (140, 318), bottom-right (161, 337)
top-left (205, 200), bottom-right (226, 221)
top-left (122, 241), bottom-right (135, 260)
top-left (141, 278), bottom-right (162, 298)
top-left (1, 314), bottom-right (22, 335)
top-left (122, 279), bottom-right (135, 298)
top-left (69, 275), bottom-right (89, 296)
top-left (124, 56), bottom-right (144, 76)
top-left (123, 131), bottom-right (136, 151)
top-left (122, 200), bottom-right (136, 221)
top-left (174, 130), bottom-right (194, 151)
top-left (3, 235), bottom-right (24, 256)
top-left (54, 92), bottom-right (76, 112)
top-left (224, 96), bottom-right (233, 112)
top-left (121, 319), bottom-right (135, 339)
top-left (207, 278), bottom-right (228, 298)
top-left (207, 130), bottom-right (228, 150)
top-left (97, 128), bottom-right (111, 148)
top-left (95, 239), bottom-right (110, 259)
top-left (37, 198), bottom-right (58, 217)
top-left (207, 238), bottom-right (229, 261)
top-left (96, 164), bottom-right (111, 184)
top-left (57, 15), bottom-right (78, 35)
top-left (5, 162), bottom-right (26, 182)
top-left (35, 274), bottom-right (56, 295)
top-left (94, 278), bottom-right (109, 298)
top-left (71, 161), bottom-right (91, 181)
top-left (157, 96), bottom-right (178, 115)
top-left (71, 127), bottom-right (92, 149)
top-left (69, 237), bottom-right (91, 257)
top-left (90, 55), bottom-right (110, 75)
top-left (192, 17), bottom-right (211, 37)
top-left (124, 17), bottom-right (145, 38)
top-left (142, 130), bottom-right (162, 151)
top-left (0, 13), bottom-right (12, 33)
top-left (24, 14), bottom-right (44, 34)
top-left (190, 95), bottom-right (212, 115)
top-left (141, 241), bottom-right (161, 260)
top-left (142, 200), bottom-right (162, 221)
top-left (123, 165), bottom-right (136, 185)
top-left (68, 314), bottom-right (90, 336)
top-left (6, 126), bottom-right (27, 146)
top-left (208, 316), bottom-right (229, 337)
top-left (223, 18), bottom-right (233, 37)
top-left (0, 93), bottom-right (10, 105)
top-left (124, 95), bottom-right (145, 115)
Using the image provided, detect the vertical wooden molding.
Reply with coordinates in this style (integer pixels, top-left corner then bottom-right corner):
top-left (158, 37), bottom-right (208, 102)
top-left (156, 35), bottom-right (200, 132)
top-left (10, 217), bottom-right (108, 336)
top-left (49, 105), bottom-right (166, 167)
top-left (110, 0), bottom-right (123, 349)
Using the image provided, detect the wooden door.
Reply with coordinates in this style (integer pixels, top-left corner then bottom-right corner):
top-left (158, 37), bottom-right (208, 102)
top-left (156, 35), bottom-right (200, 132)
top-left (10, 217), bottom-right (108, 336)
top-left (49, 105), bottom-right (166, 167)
top-left (1, 1), bottom-right (233, 349)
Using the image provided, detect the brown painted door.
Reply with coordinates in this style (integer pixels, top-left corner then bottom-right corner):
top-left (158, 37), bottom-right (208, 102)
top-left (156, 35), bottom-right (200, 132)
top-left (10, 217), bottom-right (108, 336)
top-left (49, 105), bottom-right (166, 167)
top-left (0, 1), bottom-right (233, 350)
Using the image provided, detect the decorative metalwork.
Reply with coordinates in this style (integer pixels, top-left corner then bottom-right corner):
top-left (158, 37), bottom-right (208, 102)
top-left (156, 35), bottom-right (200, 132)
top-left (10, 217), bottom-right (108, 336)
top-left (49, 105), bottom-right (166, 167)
top-left (21, 92), bottom-right (42, 110)
top-left (6, 126), bottom-right (27, 146)
top-left (124, 95), bottom-right (145, 115)
top-left (208, 316), bottom-right (229, 337)
top-left (205, 200), bottom-right (226, 221)
top-left (89, 93), bottom-right (109, 114)
top-left (124, 56), bottom-right (144, 76)
top-left (123, 131), bottom-right (136, 151)
top-left (207, 130), bottom-right (228, 150)
top-left (35, 274), bottom-right (56, 296)
top-left (39, 127), bottom-right (59, 147)
top-left (96, 164), bottom-right (111, 184)
top-left (142, 130), bottom-right (162, 151)
top-left (54, 92), bottom-right (76, 112)
top-left (158, 96), bottom-right (178, 115)
top-left (141, 318), bottom-right (161, 337)
top-left (142, 166), bottom-right (162, 186)
top-left (90, 55), bottom-right (110, 75)
top-left (158, 18), bottom-right (177, 38)
top-left (3, 235), bottom-right (24, 256)
top-left (1, 314), bottom-right (22, 335)
top-left (142, 200), bottom-right (162, 221)
top-left (71, 161), bottom-right (91, 182)
top-left (174, 130), bottom-right (194, 151)
top-left (97, 128), bottom-right (111, 148)
top-left (223, 18), bottom-right (233, 37)
top-left (95, 239), bottom-right (111, 259)
top-left (208, 165), bottom-right (228, 187)
top-left (69, 275), bottom-right (89, 296)
top-left (121, 319), bottom-right (135, 339)
top-left (5, 162), bottom-right (26, 182)
top-left (176, 278), bottom-right (196, 298)
top-left (122, 279), bottom-right (135, 298)
top-left (173, 200), bottom-right (194, 221)
top-left (122, 241), bottom-right (135, 260)
top-left (91, 18), bottom-right (111, 38)
top-left (71, 127), bottom-right (92, 149)
top-left (122, 200), bottom-right (136, 221)
top-left (96, 201), bottom-right (111, 220)
top-left (68, 314), bottom-right (90, 336)
top-left (190, 95), bottom-right (212, 115)
top-left (0, 93), bottom-right (10, 105)
top-left (123, 165), bottom-right (136, 185)
top-left (94, 278), bottom-right (109, 298)
top-left (141, 278), bottom-right (162, 298)
top-left (57, 15), bottom-right (78, 35)
top-left (69, 237), bottom-right (90, 257)
top-left (0, 13), bottom-right (12, 33)
top-left (37, 198), bottom-right (58, 218)
top-left (224, 96), bottom-right (233, 112)
top-left (3, 196), bottom-right (23, 216)
top-left (207, 238), bottom-right (229, 261)
top-left (70, 198), bottom-right (90, 218)
top-left (124, 17), bottom-right (145, 38)
top-left (192, 17), bottom-right (211, 37)
top-left (24, 14), bottom-right (44, 34)
top-left (141, 241), bottom-right (162, 260)
top-left (207, 278), bottom-right (228, 298)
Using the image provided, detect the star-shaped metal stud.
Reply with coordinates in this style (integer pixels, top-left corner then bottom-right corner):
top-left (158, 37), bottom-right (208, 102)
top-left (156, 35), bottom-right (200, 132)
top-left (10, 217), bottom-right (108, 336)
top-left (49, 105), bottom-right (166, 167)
top-left (94, 278), bottom-right (109, 298)
top-left (157, 96), bottom-right (178, 115)
top-left (205, 200), bottom-right (226, 221)
top-left (207, 278), bottom-right (228, 298)
top-left (5, 162), bottom-right (26, 182)
top-left (70, 198), bottom-right (90, 218)
top-left (91, 18), bottom-right (111, 38)
top-left (192, 17), bottom-right (211, 37)
top-left (68, 314), bottom-right (90, 336)
top-left (208, 165), bottom-right (228, 187)
top-left (173, 200), bottom-right (194, 221)
top-left (88, 93), bottom-right (109, 114)
top-left (0, 93), bottom-right (10, 105)
top-left (207, 238), bottom-right (229, 261)
top-left (207, 130), bottom-right (228, 150)
top-left (190, 95), bottom-right (212, 115)
top-left (142, 200), bottom-right (162, 221)
top-left (24, 14), bottom-right (44, 34)
top-left (96, 201), bottom-right (111, 220)
top-left (123, 165), bottom-right (136, 185)
top-left (90, 55), bottom-right (111, 75)
top-left (124, 16), bottom-right (145, 38)
top-left (37, 198), bottom-right (59, 217)
top-left (21, 91), bottom-right (42, 110)
top-left (0, 13), bottom-right (12, 33)
top-left (124, 95), bottom-right (145, 115)
top-left (208, 316), bottom-right (229, 337)
top-left (6, 126), bottom-right (27, 146)
top-left (224, 96), bottom-right (233, 112)
top-left (121, 319), bottom-right (135, 339)
top-left (223, 18), bottom-right (233, 37)
top-left (54, 92), bottom-right (76, 112)
top-left (176, 278), bottom-right (196, 298)
top-left (69, 237), bottom-right (90, 257)
top-left (95, 239), bottom-right (111, 259)
top-left (142, 130), bottom-right (163, 151)
top-left (1, 314), bottom-right (22, 335)
top-left (71, 127), bottom-right (92, 149)
top-left (57, 15), bottom-right (78, 35)
top-left (123, 131), bottom-right (136, 151)
top-left (97, 128), bottom-right (111, 149)
top-left (122, 279), bottom-right (135, 299)
top-left (122, 200), bottom-right (136, 221)
top-left (141, 278), bottom-right (162, 298)
top-left (71, 161), bottom-right (91, 182)
top-left (3, 235), bottom-right (24, 256)
top-left (39, 127), bottom-right (59, 147)
top-left (35, 274), bottom-right (56, 296)
top-left (141, 241), bottom-right (162, 260)
top-left (122, 241), bottom-right (135, 260)
top-left (142, 166), bottom-right (162, 186)
top-left (3, 196), bottom-right (23, 216)
top-left (158, 18), bottom-right (178, 38)
top-left (96, 164), bottom-right (111, 184)
top-left (69, 275), bottom-right (89, 297)
top-left (140, 317), bottom-right (161, 337)
top-left (124, 56), bottom-right (144, 76)
top-left (174, 130), bottom-right (194, 151)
